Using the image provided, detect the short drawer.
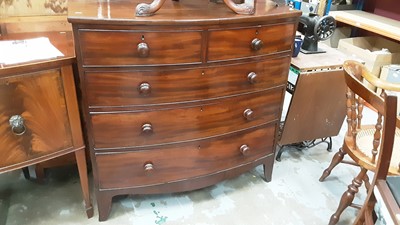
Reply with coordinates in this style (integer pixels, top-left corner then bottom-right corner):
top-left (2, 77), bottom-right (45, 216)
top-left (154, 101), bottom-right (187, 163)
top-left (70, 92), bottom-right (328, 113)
top-left (96, 124), bottom-right (276, 189)
top-left (0, 69), bottom-right (73, 168)
top-left (91, 89), bottom-right (283, 149)
top-left (85, 57), bottom-right (291, 107)
top-left (78, 29), bottom-right (202, 66)
top-left (208, 23), bottom-right (295, 61)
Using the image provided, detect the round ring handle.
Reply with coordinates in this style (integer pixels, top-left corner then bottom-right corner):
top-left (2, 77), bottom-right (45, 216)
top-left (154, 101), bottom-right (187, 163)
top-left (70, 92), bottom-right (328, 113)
top-left (243, 108), bottom-right (254, 120)
top-left (240, 144), bottom-right (250, 156)
top-left (251, 38), bottom-right (263, 51)
top-left (143, 162), bottom-right (154, 175)
top-left (138, 82), bottom-right (151, 95)
top-left (247, 72), bottom-right (257, 84)
top-left (137, 42), bottom-right (149, 58)
top-left (142, 123), bottom-right (153, 134)
top-left (9, 115), bottom-right (26, 136)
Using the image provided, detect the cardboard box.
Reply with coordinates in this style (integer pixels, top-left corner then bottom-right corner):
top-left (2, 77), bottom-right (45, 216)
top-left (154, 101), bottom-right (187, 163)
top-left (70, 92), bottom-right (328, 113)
top-left (300, 2), bottom-right (319, 14)
top-left (378, 65), bottom-right (400, 114)
top-left (338, 36), bottom-right (400, 90)
top-left (380, 64), bottom-right (400, 83)
top-left (329, 4), bottom-right (356, 11)
top-left (338, 36), bottom-right (400, 76)
top-left (321, 27), bottom-right (351, 48)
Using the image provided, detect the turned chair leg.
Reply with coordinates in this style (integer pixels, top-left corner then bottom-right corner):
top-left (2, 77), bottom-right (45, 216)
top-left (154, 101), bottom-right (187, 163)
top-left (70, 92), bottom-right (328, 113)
top-left (320, 147), bottom-right (346, 182)
top-left (362, 174), bottom-right (371, 193)
top-left (353, 192), bottom-right (376, 225)
top-left (328, 168), bottom-right (368, 225)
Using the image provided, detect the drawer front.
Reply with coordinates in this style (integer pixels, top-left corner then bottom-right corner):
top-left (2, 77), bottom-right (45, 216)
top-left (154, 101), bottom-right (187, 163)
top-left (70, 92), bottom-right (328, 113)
top-left (96, 124), bottom-right (276, 189)
top-left (208, 23), bottom-right (295, 61)
top-left (78, 30), bottom-right (202, 66)
top-left (85, 57), bottom-right (290, 107)
top-left (0, 69), bottom-right (72, 168)
top-left (91, 90), bottom-right (283, 149)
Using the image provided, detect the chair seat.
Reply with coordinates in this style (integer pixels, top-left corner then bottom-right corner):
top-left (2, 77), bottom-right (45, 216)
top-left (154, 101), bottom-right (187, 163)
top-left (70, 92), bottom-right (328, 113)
top-left (355, 126), bottom-right (400, 174)
top-left (387, 176), bottom-right (400, 208)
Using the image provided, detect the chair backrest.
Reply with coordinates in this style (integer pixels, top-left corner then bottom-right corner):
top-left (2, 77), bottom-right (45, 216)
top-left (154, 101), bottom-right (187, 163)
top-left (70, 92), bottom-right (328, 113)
top-left (345, 60), bottom-right (400, 225)
top-left (343, 60), bottom-right (400, 175)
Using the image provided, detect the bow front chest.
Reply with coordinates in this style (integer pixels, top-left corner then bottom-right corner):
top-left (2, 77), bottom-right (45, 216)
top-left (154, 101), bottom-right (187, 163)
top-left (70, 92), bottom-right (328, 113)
top-left (68, 0), bottom-right (300, 220)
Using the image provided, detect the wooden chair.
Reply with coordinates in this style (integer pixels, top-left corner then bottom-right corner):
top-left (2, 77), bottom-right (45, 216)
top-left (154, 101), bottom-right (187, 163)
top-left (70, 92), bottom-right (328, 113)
top-left (352, 69), bottom-right (400, 225)
top-left (319, 60), bottom-right (400, 225)
top-left (353, 116), bottom-right (400, 224)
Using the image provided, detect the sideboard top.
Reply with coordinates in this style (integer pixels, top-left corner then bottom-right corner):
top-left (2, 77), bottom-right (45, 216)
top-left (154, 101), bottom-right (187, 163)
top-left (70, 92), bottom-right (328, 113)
top-left (67, 0), bottom-right (301, 25)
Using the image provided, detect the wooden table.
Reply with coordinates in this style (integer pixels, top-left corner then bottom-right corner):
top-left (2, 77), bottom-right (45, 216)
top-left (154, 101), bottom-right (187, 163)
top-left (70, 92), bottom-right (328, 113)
top-left (277, 43), bottom-right (349, 160)
top-left (0, 31), bottom-right (93, 218)
top-left (329, 10), bottom-right (400, 42)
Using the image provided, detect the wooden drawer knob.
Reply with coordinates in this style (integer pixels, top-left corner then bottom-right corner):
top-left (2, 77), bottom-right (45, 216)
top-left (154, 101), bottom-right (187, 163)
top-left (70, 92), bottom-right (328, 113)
top-left (243, 108), bottom-right (254, 120)
top-left (240, 144), bottom-right (250, 156)
top-left (247, 72), bottom-right (257, 84)
top-left (9, 115), bottom-right (26, 135)
top-left (143, 162), bottom-right (154, 175)
top-left (137, 42), bottom-right (149, 58)
top-left (251, 38), bottom-right (263, 51)
top-left (142, 123), bottom-right (153, 134)
top-left (138, 82), bottom-right (151, 95)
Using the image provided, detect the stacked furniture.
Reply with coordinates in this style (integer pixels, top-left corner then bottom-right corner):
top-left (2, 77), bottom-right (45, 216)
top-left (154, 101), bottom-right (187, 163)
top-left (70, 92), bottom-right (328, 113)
top-left (68, 0), bottom-right (300, 220)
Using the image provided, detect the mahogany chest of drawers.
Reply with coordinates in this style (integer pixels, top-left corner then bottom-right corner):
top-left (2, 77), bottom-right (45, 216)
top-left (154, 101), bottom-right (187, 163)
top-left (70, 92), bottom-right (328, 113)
top-left (68, 0), bottom-right (300, 221)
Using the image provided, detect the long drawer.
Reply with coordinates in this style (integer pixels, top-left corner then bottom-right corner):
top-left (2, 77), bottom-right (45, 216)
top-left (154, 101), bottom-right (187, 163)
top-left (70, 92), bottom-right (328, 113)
top-left (95, 123), bottom-right (276, 189)
top-left (85, 57), bottom-right (290, 107)
top-left (207, 23), bottom-right (295, 62)
top-left (78, 29), bottom-right (202, 66)
top-left (90, 89), bottom-right (283, 149)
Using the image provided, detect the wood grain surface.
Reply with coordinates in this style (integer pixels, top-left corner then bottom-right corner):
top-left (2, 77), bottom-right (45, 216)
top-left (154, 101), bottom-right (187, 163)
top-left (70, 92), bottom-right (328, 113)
top-left (0, 69), bottom-right (72, 169)
top-left (70, 0), bottom-right (300, 220)
top-left (85, 56), bottom-right (290, 108)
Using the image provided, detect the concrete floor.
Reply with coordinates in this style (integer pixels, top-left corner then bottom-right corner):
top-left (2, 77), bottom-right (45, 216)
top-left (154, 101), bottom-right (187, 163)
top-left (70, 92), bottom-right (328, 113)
top-left (0, 132), bottom-right (367, 225)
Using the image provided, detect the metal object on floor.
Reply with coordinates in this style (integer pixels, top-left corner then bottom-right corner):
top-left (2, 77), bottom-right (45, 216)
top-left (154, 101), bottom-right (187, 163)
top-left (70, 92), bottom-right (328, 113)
top-left (276, 137), bottom-right (332, 161)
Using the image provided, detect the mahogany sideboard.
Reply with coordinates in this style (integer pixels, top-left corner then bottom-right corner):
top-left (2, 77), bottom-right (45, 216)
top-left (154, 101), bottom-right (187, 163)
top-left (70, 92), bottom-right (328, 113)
top-left (0, 32), bottom-right (93, 218)
top-left (68, 0), bottom-right (301, 221)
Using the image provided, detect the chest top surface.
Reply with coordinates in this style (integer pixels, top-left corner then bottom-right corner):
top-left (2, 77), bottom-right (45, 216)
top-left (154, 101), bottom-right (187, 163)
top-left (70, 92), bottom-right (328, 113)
top-left (0, 32), bottom-right (75, 76)
top-left (67, 0), bottom-right (300, 25)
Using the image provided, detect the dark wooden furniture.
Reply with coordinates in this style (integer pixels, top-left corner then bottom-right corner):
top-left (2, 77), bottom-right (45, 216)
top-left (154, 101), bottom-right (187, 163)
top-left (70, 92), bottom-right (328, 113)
top-left (0, 31), bottom-right (93, 218)
top-left (68, 0), bottom-right (300, 221)
top-left (276, 43), bottom-right (348, 160)
top-left (320, 60), bottom-right (400, 225)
